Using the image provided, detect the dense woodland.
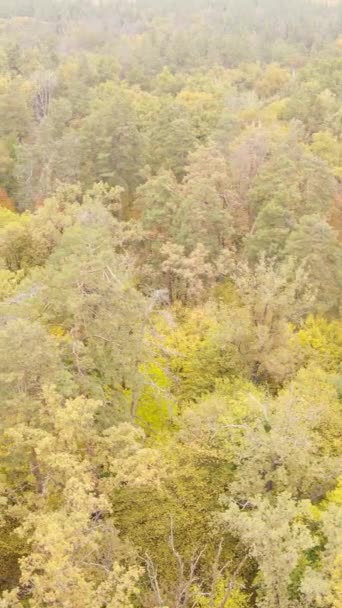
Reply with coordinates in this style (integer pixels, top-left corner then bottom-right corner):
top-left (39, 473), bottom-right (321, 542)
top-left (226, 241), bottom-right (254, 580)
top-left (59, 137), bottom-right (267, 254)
top-left (0, 1), bottom-right (342, 607)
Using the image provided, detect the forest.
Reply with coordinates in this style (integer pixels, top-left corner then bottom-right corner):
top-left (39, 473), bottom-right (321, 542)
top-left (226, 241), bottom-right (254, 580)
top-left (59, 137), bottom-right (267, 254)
top-left (0, 0), bottom-right (341, 607)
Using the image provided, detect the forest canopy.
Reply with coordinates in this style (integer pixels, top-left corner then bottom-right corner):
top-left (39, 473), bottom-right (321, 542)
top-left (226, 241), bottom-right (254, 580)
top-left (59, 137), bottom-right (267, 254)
top-left (0, 1), bottom-right (341, 607)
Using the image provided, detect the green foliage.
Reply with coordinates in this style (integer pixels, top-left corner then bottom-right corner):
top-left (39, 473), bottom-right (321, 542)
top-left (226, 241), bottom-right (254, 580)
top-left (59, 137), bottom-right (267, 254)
top-left (0, 2), bottom-right (341, 607)
top-left (80, 82), bottom-right (147, 192)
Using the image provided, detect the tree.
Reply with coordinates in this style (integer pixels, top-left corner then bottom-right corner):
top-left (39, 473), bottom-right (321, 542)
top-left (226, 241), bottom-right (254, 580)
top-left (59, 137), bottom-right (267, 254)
top-left (1, 3), bottom-right (342, 606)
top-left (282, 62), bottom-right (342, 136)
top-left (1, 388), bottom-right (144, 608)
top-left (249, 145), bottom-right (335, 225)
top-left (0, 213), bottom-right (34, 271)
top-left (152, 66), bottom-right (184, 96)
top-left (176, 88), bottom-right (222, 140)
top-left (225, 367), bottom-right (342, 502)
top-left (134, 168), bottom-right (180, 247)
top-left (147, 100), bottom-right (197, 179)
top-left (285, 215), bottom-right (342, 314)
top-left (15, 119), bottom-right (81, 210)
top-left (255, 63), bottom-right (291, 98)
top-left (0, 75), bottom-right (34, 140)
top-left (296, 316), bottom-right (342, 374)
top-left (31, 70), bottom-right (57, 121)
top-left (160, 242), bottom-right (214, 304)
top-left (301, 487), bottom-right (342, 608)
top-left (27, 200), bottom-right (147, 417)
top-left (175, 145), bottom-right (234, 259)
top-left (0, 189), bottom-right (15, 211)
top-left (228, 128), bottom-right (272, 237)
top-left (310, 131), bottom-right (342, 179)
top-left (0, 318), bottom-right (71, 429)
top-left (80, 82), bottom-right (147, 194)
top-left (221, 494), bottom-right (314, 608)
top-left (245, 202), bottom-right (293, 261)
top-left (215, 255), bottom-right (313, 384)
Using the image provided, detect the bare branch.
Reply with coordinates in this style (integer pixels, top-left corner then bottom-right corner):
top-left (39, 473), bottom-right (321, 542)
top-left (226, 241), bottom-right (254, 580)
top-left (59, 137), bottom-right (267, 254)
top-left (168, 516), bottom-right (205, 608)
top-left (217, 554), bottom-right (249, 608)
top-left (142, 552), bottom-right (164, 607)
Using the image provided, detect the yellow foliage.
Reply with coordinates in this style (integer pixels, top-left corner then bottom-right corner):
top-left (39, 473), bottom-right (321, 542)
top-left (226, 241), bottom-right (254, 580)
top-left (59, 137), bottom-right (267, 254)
top-left (58, 58), bottom-right (80, 83)
top-left (259, 98), bottom-right (289, 122)
top-left (149, 306), bottom-right (215, 399)
top-left (0, 75), bottom-right (10, 92)
top-left (0, 268), bottom-right (24, 301)
top-left (125, 85), bottom-right (161, 131)
top-left (136, 361), bottom-right (177, 434)
top-left (0, 208), bottom-right (19, 228)
top-left (176, 89), bottom-right (222, 137)
top-left (213, 279), bottom-right (242, 306)
top-left (193, 577), bottom-right (249, 608)
top-left (326, 478), bottom-right (342, 506)
top-left (0, 208), bottom-right (30, 230)
top-left (297, 316), bottom-right (342, 372)
top-left (309, 131), bottom-right (342, 178)
top-left (256, 63), bottom-right (291, 97)
top-left (237, 106), bottom-right (259, 124)
top-left (183, 66), bottom-right (234, 95)
top-left (177, 89), bottom-right (217, 107)
top-left (49, 325), bottom-right (66, 338)
top-left (149, 305), bottom-right (244, 404)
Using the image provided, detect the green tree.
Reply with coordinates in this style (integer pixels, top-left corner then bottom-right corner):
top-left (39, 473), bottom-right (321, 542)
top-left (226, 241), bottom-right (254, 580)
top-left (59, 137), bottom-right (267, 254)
top-left (221, 494), bottom-right (314, 608)
top-left (301, 489), bottom-right (342, 608)
top-left (285, 215), bottom-right (342, 314)
top-left (255, 63), bottom-right (291, 98)
top-left (245, 202), bottom-right (293, 261)
top-left (249, 145), bottom-right (335, 225)
top-left (81, 82), bottom-right (146, 194)
top-left (148, 100), bottom-right (197, 179)
top-left (216, 255), bottom-right (313, 384)
top-left (15, 118), bottom-right (81, 210)
top-left (175, 145), bottom-right (234, 259)
top-left (28, 201), bottom-right (147, 417)
top-left (225, 367), bottom-right (341, 502)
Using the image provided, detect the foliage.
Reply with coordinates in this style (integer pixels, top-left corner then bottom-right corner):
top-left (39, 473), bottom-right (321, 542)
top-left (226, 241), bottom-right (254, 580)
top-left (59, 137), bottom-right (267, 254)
top-left (0, 2), bottom-right (341, 607)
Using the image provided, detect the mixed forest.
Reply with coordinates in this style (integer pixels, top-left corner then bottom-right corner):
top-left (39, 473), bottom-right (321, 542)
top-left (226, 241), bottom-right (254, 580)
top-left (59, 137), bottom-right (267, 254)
top-left (0, 1), bottom-right (342, 607)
